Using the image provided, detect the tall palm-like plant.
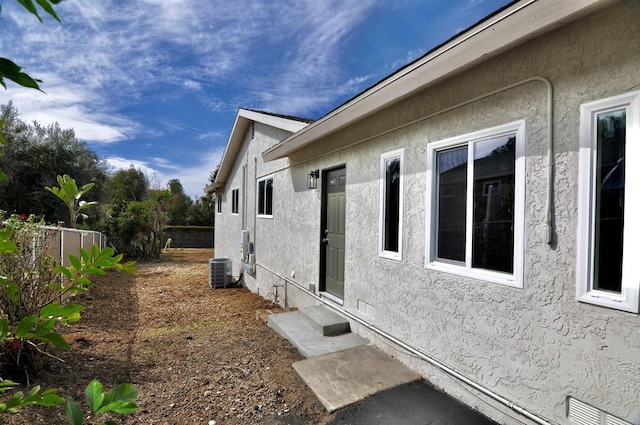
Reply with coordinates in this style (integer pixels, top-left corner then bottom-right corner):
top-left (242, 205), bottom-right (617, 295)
top-left (45, 174), bottom-right (97, 228)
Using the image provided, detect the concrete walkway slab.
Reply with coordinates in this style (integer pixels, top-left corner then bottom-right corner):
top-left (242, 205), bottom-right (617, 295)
top-left (292, 344), bottom-right (421, 412)
top-left (268, 311), bottom-right (368, 358)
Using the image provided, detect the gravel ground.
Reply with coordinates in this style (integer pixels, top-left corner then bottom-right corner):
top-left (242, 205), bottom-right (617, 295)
top-left (3, 248), bottom-right (333, 425)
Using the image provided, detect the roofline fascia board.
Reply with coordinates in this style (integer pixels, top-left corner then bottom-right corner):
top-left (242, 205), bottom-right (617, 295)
top-left (213, 109), bottom-right (310, 188)
top-left (262, 0), bottom-right (607, 162)
top-left (239, 108), bottom-right (310, 133)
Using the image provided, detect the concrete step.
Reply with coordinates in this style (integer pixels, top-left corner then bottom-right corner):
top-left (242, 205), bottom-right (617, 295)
top-left (268, 311), bottom-right (368, 358)
top-left (299, 305), bottom-right (351, 336)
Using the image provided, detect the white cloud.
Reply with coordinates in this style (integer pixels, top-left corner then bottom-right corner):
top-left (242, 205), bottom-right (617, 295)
top-left (1, 0), bottom-right (382, 184)
top-left (5, 76), bottom-right (139, 143)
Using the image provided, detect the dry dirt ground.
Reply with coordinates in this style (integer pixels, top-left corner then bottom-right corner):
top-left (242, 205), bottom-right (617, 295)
top-left (5, 248), bottom-right (334, 425)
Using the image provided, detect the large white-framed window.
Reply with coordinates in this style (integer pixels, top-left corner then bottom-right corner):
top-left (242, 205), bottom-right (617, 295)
top-left (231, 188), bottom-right (239, 215)
top-left (216, 193), bottom-right (222, 215)
top-left (379, 149), bottom-right (404, 261)
top-left (257, 175), bottom-right (273, 218)
top-left (577, 90), bottom-right (640, 313)
top-left (425, 120), bottom-right (525, 288)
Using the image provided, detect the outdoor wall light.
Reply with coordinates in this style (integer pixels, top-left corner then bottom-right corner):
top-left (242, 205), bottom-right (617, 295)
top-left (307, 170), bottom-right (319, 190)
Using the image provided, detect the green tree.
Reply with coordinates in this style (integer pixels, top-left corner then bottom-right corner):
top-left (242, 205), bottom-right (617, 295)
top-left (0, 103), bottom-right (108, 224)
top-left (187, 192), bottom-right (215, 226)
top-left (165, 179), bottom-right (192, 225)
top-left (106, 191), bottom-right (169, 259)
top-left (106, 167), bottom-right (149, 213)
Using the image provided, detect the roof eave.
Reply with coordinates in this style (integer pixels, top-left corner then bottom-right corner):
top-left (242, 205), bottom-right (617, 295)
top-left (262, 0), bottom-right (608, 162)
top-left (213, 108), bottom-right (310, 189)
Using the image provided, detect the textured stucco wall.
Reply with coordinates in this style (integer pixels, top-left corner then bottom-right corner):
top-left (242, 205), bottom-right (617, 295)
top-left (214, 2), bottom-right (640, 424)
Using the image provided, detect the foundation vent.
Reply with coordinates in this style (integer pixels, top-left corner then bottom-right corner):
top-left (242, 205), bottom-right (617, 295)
top-left (567, 397), bottom-right (632, 425)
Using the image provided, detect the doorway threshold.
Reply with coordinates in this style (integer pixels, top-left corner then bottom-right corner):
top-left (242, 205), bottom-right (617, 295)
top-left (320, 291), bottom-right (343, 306)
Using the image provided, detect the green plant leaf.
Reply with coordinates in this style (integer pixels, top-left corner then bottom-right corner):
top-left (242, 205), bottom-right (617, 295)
top-left (40, 302), bottom-right (61, 318)
top-left (0, 379), bottom-right (18, 393)
top-left (0, 319), bottom-right (9, 338)
top-left (0, 230), bottom-right (18, 253)
top-left (5, 394), bottom-right (25, 412)
top-left (28, 391), bottom-right (64, 407)
top-left (37, 332), bottom-right (70, 350)
top-left (3, 282), bottom-right (19, 302)
top-left (0, 58), bottom-right (42, 90)
top-left (85, 379), bottom-right (105, 414)
top-left (28, 386), bottom-right (41, 397)
top-left (80, 247), bottom-right (91, 264)
top-left (15, 315), bottom-right (37, 337)
top-left (91, 243), bottom-right (100, 259)
top-left (65, 398), bottom-right (84, 425)
top-left (99, 247), bottom-right (115, 258)
top-left (68, 254), bottom-right (82, 271)
top-left (81, 267), bottom-right (107, 276)
top-left (56, 304), bottom-right (85, 323)
top-left (34, 318), bottom-right (56, 336)
top-left (20, 385), bottom-right (64, 407)
top-left (73, 277), bottom-right (92, 286)
top-left (55, 265), bottom-right (73, 280)
top-left (35, 0), bottom-right (61, 22)
top-left (17, 0), bottom-right (41, 22)
top-left (96, 400), bottom-right (138, 415)
top-left (97, 383), bottom-right (138, 414)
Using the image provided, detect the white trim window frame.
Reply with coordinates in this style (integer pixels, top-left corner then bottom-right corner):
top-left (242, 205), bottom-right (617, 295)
top-left (425, 120), bottom-right (526, 288)
top-left (257, 175), bottom-right (274, 218)
top-left (577, 90), bottom-right (640, 313)
top-left (216, 193), bottom-right (223, 215)
top-left (231, 188), bottom-right (239, 215)
top-left (379, 149), bottom-right (405, 261)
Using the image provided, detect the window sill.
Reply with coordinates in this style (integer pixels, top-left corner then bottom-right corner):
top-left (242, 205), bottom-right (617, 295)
top-left (577, 292), bottom-right (638, 314)
top-left (320, 291), bottom-right (344, 306)
top-left (425, 261), bottom-right (522, 289)
top-left (257, 215), bottom-right (273, 219)
top-left (379, 251), bottom-right (402, 262)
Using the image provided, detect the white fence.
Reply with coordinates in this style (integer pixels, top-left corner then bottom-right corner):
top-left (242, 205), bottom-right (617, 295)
top-left (41, 226), bottom-right (106, 267)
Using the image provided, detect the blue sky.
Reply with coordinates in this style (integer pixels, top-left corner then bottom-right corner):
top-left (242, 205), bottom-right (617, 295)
top-left (1, 0), bottom-right (509, 198)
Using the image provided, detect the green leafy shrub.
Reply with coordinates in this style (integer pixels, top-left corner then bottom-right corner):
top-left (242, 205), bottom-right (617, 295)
top-left (0, 214), bottom-right (64, 376)
top-left (106, 195), bottom-right (169, 259)
top-left (0, 213), bottom-right (135, 381)
top-left (0, 378), bottom-right (139, 424)
top-left (65, 379), bottom-right (138, 425)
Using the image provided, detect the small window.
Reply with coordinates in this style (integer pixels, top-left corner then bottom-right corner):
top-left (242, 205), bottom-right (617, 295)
top-left (379, 149), bottom-right (404, 260)
top-left (426, 121), bottom-right (525, 287)
top-left (216, 194), bottom-right (222, 214)
top-left (231, 188), bottom-right (239, 215)
top-left (257, 176), bottom-right (273, 218)
top-left (577, 90), bottom-right (640, 313)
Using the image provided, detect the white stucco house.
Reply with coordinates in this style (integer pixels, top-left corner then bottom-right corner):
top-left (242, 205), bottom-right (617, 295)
top-left (210, 0), bottom-right (640, 424)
